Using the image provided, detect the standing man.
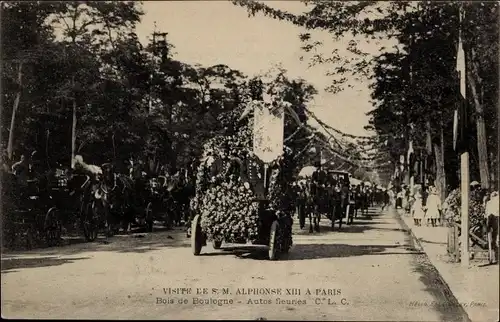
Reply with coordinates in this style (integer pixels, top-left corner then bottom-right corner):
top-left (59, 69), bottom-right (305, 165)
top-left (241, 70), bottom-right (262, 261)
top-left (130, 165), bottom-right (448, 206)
top-left (381, 189), bottom-right (390, 211)
top-left (360, 183), bottom-right (369, 216)
top-left (340, 178), bottom-right (350, 224)
top-left (310, 162), bottom-right (327, 232)
top-left (485, 190), bottom-right (499, 264)
top-left (297, 181), bottom-right (307, 229)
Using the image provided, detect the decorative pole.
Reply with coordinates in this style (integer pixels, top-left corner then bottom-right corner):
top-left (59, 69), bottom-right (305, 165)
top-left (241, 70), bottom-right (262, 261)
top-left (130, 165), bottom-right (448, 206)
top-left (456, 4), bottom-right (470, 267)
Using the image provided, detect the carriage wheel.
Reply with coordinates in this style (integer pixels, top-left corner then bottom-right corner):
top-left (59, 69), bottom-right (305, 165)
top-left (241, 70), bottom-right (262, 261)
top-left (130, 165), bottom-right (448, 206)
top-left (212, 239), bottom-right (222, 249)
top-left (279, 220), bottom-right (291, 255)
top-left (268, 220), bottom-right (279, 260)
top-left (191, 215), bottom-right (203, 255)
top-left (145, 202), bottom-right (154, 233)
top-left (44, 207), bottom-right (62, 247)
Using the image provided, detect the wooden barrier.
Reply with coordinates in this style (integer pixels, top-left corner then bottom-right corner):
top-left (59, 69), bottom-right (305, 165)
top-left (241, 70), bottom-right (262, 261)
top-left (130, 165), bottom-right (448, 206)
top-left (447, 220), bottom-right (489, 262)
top-left (447, 222), bottom-right (461, 262)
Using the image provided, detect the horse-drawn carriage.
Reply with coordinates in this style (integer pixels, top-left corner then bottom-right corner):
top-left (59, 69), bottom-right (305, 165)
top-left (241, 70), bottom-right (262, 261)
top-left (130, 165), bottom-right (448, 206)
top-left (190, 154), bottom-right (293, 260)
top-left (72, 157), bottom-right (192, 240)
top-left (326, 170), bottom-right (353, 227)
top-left (2, 171), bottom-right (62, 249)
top-left (143, 175), bottom-right (181, 231)
top-left (297, 167), bottom-right (352, 233)
top-left (70, 158), bottom-right (139, 240)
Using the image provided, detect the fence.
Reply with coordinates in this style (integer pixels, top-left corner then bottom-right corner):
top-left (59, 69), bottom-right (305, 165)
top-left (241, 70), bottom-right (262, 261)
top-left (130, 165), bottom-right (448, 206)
top-left (447, 220), bottom-right (490, 262)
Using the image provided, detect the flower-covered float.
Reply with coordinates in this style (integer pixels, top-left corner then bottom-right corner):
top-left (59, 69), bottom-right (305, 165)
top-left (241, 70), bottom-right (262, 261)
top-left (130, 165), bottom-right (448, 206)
top-left (189, 77), bottom-right (294, 260)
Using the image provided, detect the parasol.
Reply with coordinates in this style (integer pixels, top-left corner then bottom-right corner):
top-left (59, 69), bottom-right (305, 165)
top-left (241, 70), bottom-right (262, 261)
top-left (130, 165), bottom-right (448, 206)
top-left (298, 165), bottom-right (317, 178)
top-left (350, 177), bottom-right (362, 186)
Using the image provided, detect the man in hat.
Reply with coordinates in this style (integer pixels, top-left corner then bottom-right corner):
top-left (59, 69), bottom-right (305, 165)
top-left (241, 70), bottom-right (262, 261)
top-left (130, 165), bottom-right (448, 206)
top-left (484, 190), bottom-right (499, 264)
top-left (309, 161), bottom-right (327, 231)
top-left (381, 188), bottom-right (390, 211)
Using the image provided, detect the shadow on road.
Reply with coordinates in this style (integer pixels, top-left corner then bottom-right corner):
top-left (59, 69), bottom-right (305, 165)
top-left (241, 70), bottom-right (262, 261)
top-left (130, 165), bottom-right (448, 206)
top-left (1, 256), bottom-right (90, 273)
top-left (199, 246), bottom-right (270, 260)
top-left (394, 208), bottom-right (471, 322)
top-left (2, 227), bottom-right (191, 259)
top-left (294, 215), bottom-right (407, 236)
top-left (196, 243), bottom-right (422, 261)
top-left (288, 243), bottom-right (421, 260)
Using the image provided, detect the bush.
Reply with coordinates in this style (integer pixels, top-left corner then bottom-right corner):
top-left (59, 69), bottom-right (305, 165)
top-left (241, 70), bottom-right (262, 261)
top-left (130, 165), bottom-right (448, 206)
top-left (443, 188), bottom-right (486, 229)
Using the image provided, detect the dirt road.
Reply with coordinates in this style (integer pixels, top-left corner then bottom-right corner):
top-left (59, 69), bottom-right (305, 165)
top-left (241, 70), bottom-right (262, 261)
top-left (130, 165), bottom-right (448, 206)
top-left (2, 208), bottom-right (471, 321)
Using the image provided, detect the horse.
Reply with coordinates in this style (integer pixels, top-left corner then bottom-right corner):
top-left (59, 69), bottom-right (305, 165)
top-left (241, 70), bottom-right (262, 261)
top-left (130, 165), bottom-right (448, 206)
top-left (295, 183), bottom-right (307, 229)
top-left (93, 163), bottom-right (135, 236)
top-left (329, 183), bottom-right (344, 231)
top-left (354, 185), bottom-right (368, 217)
top-left (305, 180), bottom-right (322, 233)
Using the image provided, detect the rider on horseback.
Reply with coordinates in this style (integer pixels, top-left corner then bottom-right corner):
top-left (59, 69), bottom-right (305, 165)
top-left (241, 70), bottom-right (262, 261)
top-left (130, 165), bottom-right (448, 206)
top-left (309, 161), bottom-right (327, 232)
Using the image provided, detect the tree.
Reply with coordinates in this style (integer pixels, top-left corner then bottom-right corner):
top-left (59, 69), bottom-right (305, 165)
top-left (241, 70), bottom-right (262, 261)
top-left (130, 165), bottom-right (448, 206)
top-left (1, 2), bottom-right (57, 162)
top-left (233, 0), bottom-right (499, 191)
top-left (47, 1), bottom-right (143, 167)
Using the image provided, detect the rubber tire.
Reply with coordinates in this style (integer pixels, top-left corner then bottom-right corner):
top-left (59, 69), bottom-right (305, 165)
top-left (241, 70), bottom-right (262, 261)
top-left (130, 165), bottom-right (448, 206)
top-left (268, 220), bottom-right (279, 260)
top-left (191, 215), bottom-right (202, 256)
top-left (212, 240), bottom-right (222, 249)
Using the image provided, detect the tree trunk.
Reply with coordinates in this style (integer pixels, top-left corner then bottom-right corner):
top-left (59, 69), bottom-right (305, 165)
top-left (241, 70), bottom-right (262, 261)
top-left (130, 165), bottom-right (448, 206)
top-left (489, 152), bottom-right (496, 188)
top-left (71, 76), bottom-right (77, 169)
top-left (466, 57), bottom-right (490, 190)
top-left (7, 61), bottom-right (24, 162)
top-left (45, 129), bottom-right (50, 169)
top-left (439, 128), bottom-right (446, 201)
top-left (425, 121), bottom-right (433, 155)
top-left (434, 138), bottom-right (446, 203)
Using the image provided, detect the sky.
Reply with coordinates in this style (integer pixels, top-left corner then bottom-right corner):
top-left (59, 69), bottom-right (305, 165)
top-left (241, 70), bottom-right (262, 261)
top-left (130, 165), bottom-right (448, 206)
top-left (135, 1), bottom-right (388, 137)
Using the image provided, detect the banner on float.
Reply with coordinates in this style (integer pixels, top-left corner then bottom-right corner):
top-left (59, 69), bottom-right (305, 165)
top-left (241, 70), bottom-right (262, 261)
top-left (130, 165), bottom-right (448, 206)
top-left (253, 102), bottom-right (284, 164)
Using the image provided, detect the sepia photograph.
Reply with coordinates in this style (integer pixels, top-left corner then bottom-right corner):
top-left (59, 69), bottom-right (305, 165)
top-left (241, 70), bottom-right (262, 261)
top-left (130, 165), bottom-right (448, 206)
top-left (0, 1), bottom-right (499, 321)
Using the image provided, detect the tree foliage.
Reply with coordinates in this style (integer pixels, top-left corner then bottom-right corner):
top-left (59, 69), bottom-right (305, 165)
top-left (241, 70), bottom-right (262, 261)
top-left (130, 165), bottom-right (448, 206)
top-left (1, 2), bottom-right (320, 179)
top-left (233, 0), bottom-right (499, 188)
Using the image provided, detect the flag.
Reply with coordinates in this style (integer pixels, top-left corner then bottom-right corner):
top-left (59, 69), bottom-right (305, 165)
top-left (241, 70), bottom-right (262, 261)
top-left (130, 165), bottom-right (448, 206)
top-left (456, 42), bottom-right (466, 100)
top-left (454, 6), bottom-right (467, 152)
top-left (407, 140), bottom-right (414, 166)
top-left (399, 154), bottom-right (405, 173)
top-left (253, 102), bottom-right (284, 163)
top-left (453, 109), bottom-right (458, 150)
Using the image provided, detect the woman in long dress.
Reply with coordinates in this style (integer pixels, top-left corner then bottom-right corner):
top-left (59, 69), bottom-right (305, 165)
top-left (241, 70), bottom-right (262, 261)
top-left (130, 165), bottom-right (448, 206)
top-left (396, 189), bottom-right (403, 209)
top-left (425, 186), bottom-right (442, 227)
top-left (411, 192), bottom-right (425, 226)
